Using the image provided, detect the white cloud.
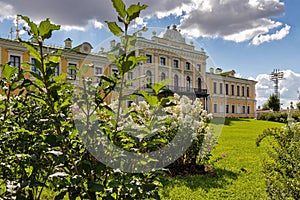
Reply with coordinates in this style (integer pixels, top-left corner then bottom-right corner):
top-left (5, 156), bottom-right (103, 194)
top-left (255, 70), bottom-right (300, 109)
top-left (252, 24), bottom-right (291, 45)
top-left (0, 0), bottom-right (289, 45)
top-left (179, 0), bottom-right (288, 44)
top-left (0, 2), bottom-right (15, 21)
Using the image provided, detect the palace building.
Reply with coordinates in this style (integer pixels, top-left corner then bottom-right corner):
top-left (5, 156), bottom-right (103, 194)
top-left (0, 25), bottom-right (257, 118)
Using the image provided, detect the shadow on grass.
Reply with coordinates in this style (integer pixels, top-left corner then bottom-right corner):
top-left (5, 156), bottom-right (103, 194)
top-left (160, 167), bottom-right (239, 196)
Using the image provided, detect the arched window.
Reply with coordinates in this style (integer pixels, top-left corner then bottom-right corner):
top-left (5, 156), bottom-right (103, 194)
top-left (146, 70), bottom-right (152, 88)
top-left (186, 76), bottom-right (191, 91)
top-left (174, 74), bottom-right (179, 91)
top-left (161, 72), bottom-right (166, 81)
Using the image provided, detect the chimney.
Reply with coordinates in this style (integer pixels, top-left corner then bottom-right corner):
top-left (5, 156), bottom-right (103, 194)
top-left (64, 38), bottom-right (72, 49)
top-left (210, 67), bottom-right (214, 74)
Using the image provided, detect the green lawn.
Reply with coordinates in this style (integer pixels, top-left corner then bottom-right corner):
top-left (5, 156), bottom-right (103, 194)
top-left (160, 118), bottom-right (283, 200)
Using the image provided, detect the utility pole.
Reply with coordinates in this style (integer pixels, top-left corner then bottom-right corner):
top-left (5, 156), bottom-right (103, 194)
top-left (15, 14), bottom-right (21, 40)
top-left (269, 69), bottom-right (284, 98)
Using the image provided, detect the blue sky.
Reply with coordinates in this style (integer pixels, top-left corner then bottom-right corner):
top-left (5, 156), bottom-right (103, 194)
top-left (0, 0), bottom-right (299, 108)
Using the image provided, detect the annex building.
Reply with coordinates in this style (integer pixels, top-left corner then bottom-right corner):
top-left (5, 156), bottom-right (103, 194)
top-left (0, 25), bottom-right (257, 118)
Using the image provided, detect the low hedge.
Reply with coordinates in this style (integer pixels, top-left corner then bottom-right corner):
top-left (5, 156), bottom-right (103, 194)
top-left (257, 111), bottom-right (300, 123)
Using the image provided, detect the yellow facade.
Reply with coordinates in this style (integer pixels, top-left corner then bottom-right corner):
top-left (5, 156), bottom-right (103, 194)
top-left (0, 26), bottom-right (257, 118)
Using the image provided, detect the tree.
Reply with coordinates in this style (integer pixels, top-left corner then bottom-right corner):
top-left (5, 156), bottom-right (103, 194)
top-left (268, 94), bottom-right (280, 112)
top-left (297, 102), bottom-right (300, 110)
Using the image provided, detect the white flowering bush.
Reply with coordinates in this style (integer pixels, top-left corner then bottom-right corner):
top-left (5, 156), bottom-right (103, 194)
top-left (96, 92), bottom-right (215, 174)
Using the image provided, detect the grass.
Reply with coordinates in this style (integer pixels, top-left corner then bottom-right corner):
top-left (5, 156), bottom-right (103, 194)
top-left (159, 118), bottom-right (283, 200)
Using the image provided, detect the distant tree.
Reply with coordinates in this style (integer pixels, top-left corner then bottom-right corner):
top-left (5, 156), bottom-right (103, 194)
top-left (290, 101), bottom-right (294, 109)
top-left (268, 94), bottom-right (280, 112)
top-left (297, 102), bottom-right (300, 110)
top-left (262, 102), bottom-right (270, 110)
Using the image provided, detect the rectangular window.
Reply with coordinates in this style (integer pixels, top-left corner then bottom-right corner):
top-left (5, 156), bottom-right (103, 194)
top-left (10, 55), bottom-right (21, 73)
top-left (225, 84), bottom-right (229, 95)
top-left (242, 106), bottom-right (246, 114)
top-left (68, 63), bottom-right (77, 80)
top-left (54, 65), bottom-right (60, 76)
top-left (197, 64), bottom-right (201, 71)
top-left (186, 62), bottom-right (191, 70)
top-left (247, 106), bottom-right (250, 114)
top-left (213, 82), bottom-right (217, 94)
top-left (247, 86), bottom-right (250, 97)
top-left (220, 83), bottom-right (223, 95)
top-left (214, 104), bottom-right (218, 113)
top-left (146, 54), bottom-right (152, 63)
top-left (226, 105), bottom-right (229, 114)
top-left (95, 67), bottom-right (102, 75)
top-left (237, 85), bottom-right (240, 96)
top-left (231, 85), bottom-right (235, 96)
top-left (232, 105), bottom-right (235, 114)
top-left (173, 59), bottom-right (179, 68)
top-left (127, 72), bottom-right (133, 86)
top-left (242, 86), bottom-right (245, 96)
top-left (160, 57), bottom-right (166, 66)
top-left (30, 58), bottom-right (40, 76)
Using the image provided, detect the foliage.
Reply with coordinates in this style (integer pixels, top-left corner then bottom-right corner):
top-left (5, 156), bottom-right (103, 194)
top-left (160, 119), bottom-right (283, 199)
top-left (267, 94), bottom-right (280, 112)
top-left (257, 123), bottom-right (300, 199)
top-left (297, 102), bottom-right (300, 111)
top-left (257, 111), bottom-right (300, 123)
top-left (0, 0), bottom-right (215, 199)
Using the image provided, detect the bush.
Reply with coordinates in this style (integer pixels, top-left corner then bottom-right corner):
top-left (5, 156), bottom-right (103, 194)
top-left (257, 123), bottom-right (300, 199)
top-left (257, 111), bottom-right (300, 123)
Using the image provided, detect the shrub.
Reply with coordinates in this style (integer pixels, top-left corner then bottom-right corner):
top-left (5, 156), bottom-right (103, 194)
top-left (256, 123), bottom-right (300, 199)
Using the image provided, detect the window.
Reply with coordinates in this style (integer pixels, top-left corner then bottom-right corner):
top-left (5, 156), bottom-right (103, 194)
top-left (198, 78), bottom-right (202, 90)
top-left (186, 62), bottom-right (191, 70)
top-left (95, 67), bottom-right (102, 75)
top-left (146, 54), bottom-right (152, 63)
top-left (225, 84), bottom-right (229, 95)
top-left (68, 63), bottom-right (77, 80)
top-left (232, 105), bottom-right (235, 114)
top-left (160, 57), bottom-right (166, 66)
top-left (161, 72), bottom-right (166, 81)
top-left (146, 70), bottom-right (152, 87)
top-left (186, 76), bottom-right (191, 91)
top-left (197, 64), bottom-right (201, 71)
top-left (112, 69), bottom-right (118, 75)
top-left (213, 82), bottom-right (217, 94)
top-left (242, 106), bottom-right (246, 114)
top-left (226, 105), bottom-right (229, 114)
top-left (127, 72), bottom-right (133, 86)
top-left (30, 58), bottom-right (40, 76)
top-left (247, 106), bottom-right (250, 114)
top-left (237, 85), bottom-right (240, 96)
top-left (10, 55), bottom-right (21, 73)
top-left (220, 83), bottom-right (223, 94)
top-left (54, 65), bottom-right (60, 76)
top-left (126, 100), bottom-right (133, 108)
top-left (231, 85), bottom-right (235, 96)
top-left (242, 86), bottom-right (245, 96)
top-left (247, 86), bottom-right (250, 97)
top-left (173, 59), bottom-right (179, 68)
top-left (214, 104), bottom-right (218, 113)
top-left (174, 74), bottom-right (179, 90)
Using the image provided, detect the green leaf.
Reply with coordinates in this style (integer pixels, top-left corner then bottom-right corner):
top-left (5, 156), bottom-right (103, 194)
top-left (105, 21), bottom-right (124, 36)
top-left (150, 79), bottom-right (171, 95)
top-left (126, 3), bottom-right (148, 22)
top-left (38, 18), bottom-right (60, 40)
top-left (19, 40), bottom-right (41, 61)
top-left (111, 0), bottom-right (127, 18)
top-left (2, 63), bottom-right (18, 80)
top-left (21, 15), bottom-right (38, 36)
